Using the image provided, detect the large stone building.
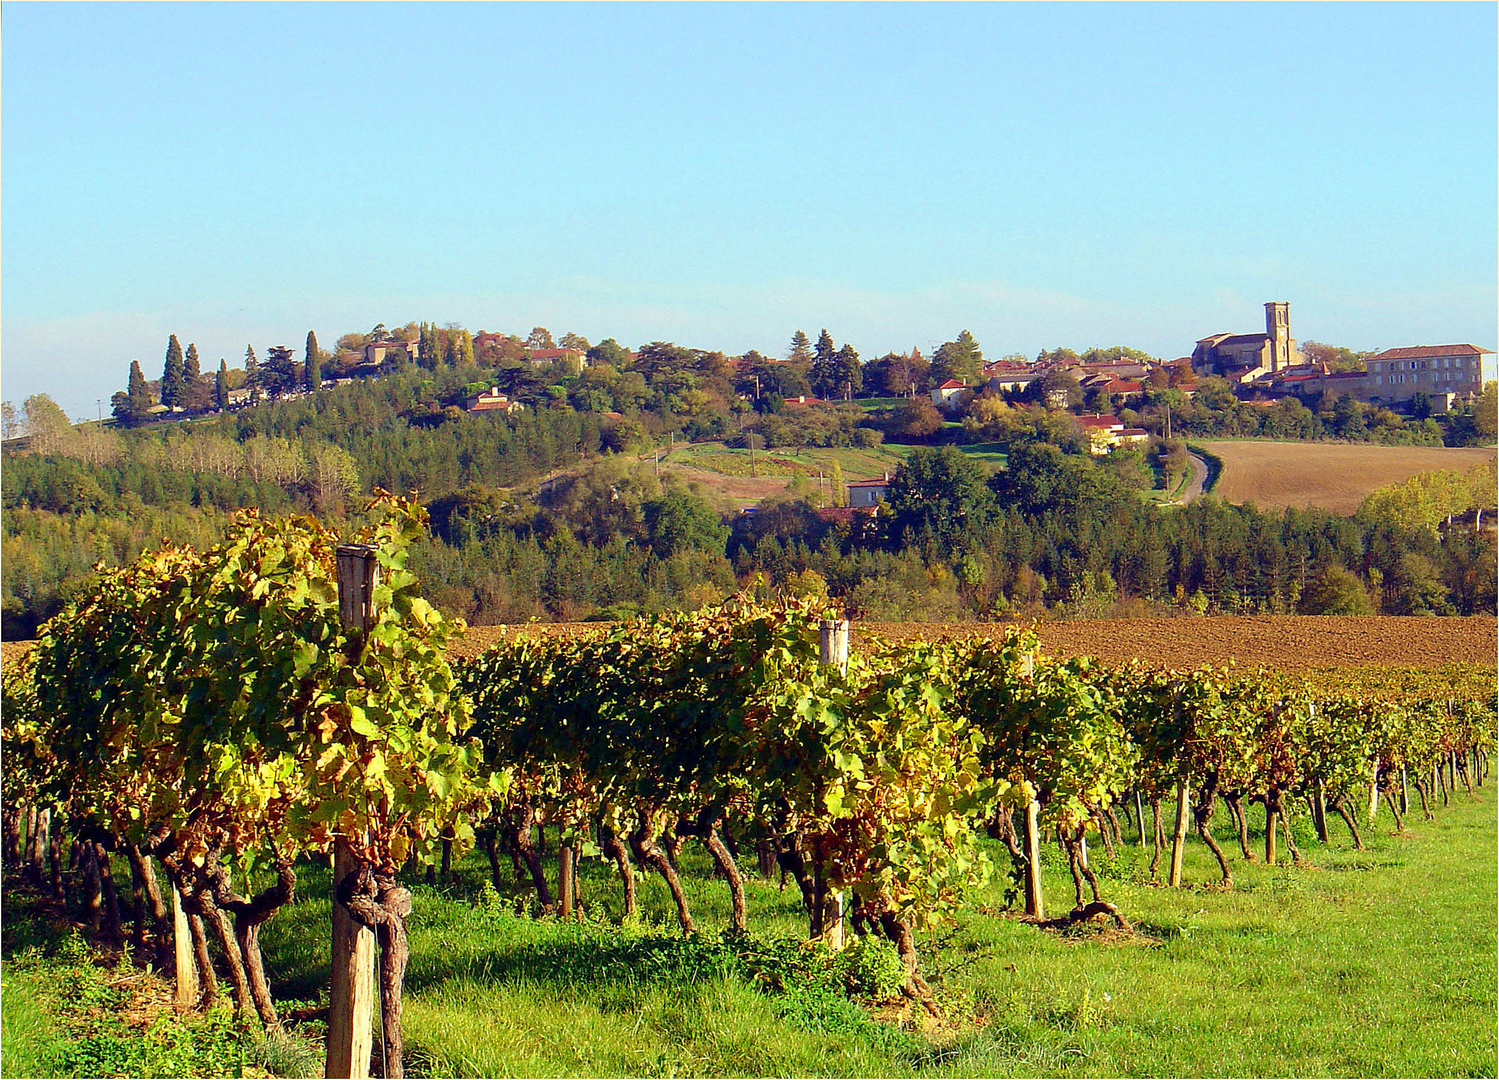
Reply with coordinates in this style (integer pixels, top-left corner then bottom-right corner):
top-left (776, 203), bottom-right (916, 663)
top-left (1192, 302), bottom-right (1300, 380)
top-left (1362, 344), bottom-right (1495, 405)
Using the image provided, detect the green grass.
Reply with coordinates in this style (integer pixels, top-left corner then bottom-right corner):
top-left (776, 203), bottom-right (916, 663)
top-left (260, 790), bottom-right (1496, 1078)
top-left (655, 441), bottom-right (913, 482)
top-left (955, 442), bottom-right (1008, 467)
top-left (5, 790), bottom-right (1494, 1077)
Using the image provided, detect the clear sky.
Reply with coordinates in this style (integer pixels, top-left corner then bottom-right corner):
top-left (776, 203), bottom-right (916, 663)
top-left (4, 2), bottom-right (1495, 420)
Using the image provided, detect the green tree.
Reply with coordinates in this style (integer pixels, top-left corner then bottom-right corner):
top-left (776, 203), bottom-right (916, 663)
top-left (884, 445), bottom-right (998, 556)
top-left (559, 331), bottom-right (591, 352)
top-left (182, 343), bottom-right (204, 409)
top-left (1300, 565), bottom-right (1374, 615)
top-left (642, 490), bottom-right (729, 559)
top-left (527, 327), bottom-right (556, 350)
top-left (216, 359), bottom-right (230, 411)
top-left (834, 343), bottom-right (863, 399)
top-left (112, 360), bottom-right (154, 426)
top-left (262, 345), bottom-right (300, 397)
top-left (586, 338), bottom-right (632, 368)
top-left (160, 335), bottom-right (186, 410)
top-left (788, 330), bottom-right (813, 365)
top-left (1475, 381), bottom-right (1498, 441)
top-left (306, 331), bottom-right (322, 390)
top-left (243, 345), bottom-right (261, 398)
top-left (931, 330), bottom-right (983, 386)
top-left (20, 394), bottom-right (73, 453)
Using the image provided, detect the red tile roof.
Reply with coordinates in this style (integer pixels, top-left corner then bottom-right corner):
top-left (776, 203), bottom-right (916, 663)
top-left (1368, 344), bottom-right (1492, 361)
top-left (936, 379), bottom-right (968, 390)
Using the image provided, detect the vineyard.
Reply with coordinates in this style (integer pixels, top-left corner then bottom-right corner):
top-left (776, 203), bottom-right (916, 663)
top-left (2, 503), bottom-right (1496, 1078)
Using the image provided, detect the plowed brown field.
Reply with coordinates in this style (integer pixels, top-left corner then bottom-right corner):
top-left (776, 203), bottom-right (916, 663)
top-left (445, 615), bottom-right (1496, 670)
top-left (7, 616), bottom-right (1492, 673)
top-left (1197, 440), bottom-right (1495, 515)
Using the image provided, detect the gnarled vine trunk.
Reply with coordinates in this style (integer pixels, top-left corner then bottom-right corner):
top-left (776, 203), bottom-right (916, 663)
top-left (339, 864), bottom-right (413, 1080)
top-left (630, 815), bottom-right (695, 935)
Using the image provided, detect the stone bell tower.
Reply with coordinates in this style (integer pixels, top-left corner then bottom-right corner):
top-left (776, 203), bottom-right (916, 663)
top-left (1264, 301), bottom-right (1291, 372)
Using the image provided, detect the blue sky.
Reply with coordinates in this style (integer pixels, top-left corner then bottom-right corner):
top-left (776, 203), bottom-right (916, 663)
top-left (4, 2), bottom-right (1495, 420)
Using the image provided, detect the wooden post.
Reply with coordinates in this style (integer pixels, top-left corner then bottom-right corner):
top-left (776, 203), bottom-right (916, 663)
top-left (818, 618), bottom-right (849, 674)
top-left (172, 886), bottom-right (198, 1008)
top-left (1399, 766), bottom-right (1409, 815)
top-left (1168, 779), bottom-right (1190, 886)
top-left (327, 544), bottom-right (380, 1080)
top-left (1135, 790), bottom-right (1147, 848)
top-left (1367, 760), bottom-right (1380, 825)
top-left (1264, 804), bottom-right (1278, 866)
top-left (817, 618), bottom-right (850, 948)
top-left (1023, 797), bottom-right (1045, 919)
top-left (1312, 778), bottom-right (1328, 843)
top-left (559, 844), bottom-right (575, 921)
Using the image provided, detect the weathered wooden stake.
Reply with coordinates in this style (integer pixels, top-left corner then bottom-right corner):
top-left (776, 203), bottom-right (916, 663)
top-left (1264, 805), bottom-right (1278, 866)
top-left (1168, 779), bottom-right (1191, 886)
top-left (1135, 790), bottom-right (1147, 848)
top-left (327, 544), bottom-right (380, 1080)
top-left (817, 618), bottom-right (850, 947)
top-left (173, 886), bottom-right (198, 1008)
top-left (1023, 797), bottom-right (1046, 919)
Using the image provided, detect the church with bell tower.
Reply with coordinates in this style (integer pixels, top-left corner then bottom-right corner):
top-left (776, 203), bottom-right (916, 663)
top-left (1191, 301), bottom-right (1302, 378)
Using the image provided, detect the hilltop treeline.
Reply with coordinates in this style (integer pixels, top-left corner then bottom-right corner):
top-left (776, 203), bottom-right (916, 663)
top-left (3, 368), bottom-right (1494, 637)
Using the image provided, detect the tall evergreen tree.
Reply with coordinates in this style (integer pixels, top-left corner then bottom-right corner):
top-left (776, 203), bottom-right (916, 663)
top-left (263, 345), bottom-right (299, 397)
top-left (810, 329), bottom-right (843, 398)
top-left (419, 323), bottom-right (440, 371)
top-left (160, 335), bottom-right (186, 410)
top-left (931, 330), bottom-right (984, 385)
top-left (788, 330), bottom-right (813, 365)
top-left (216, 360), bottom-right (230, 411)
top-left (244, 345), bottom-right (261, 397)
top-left (184, 343), bottom-right (203, 409)
top-left (834, 343), bottom-right (863, 398)
top-left (113, 359), bottom-right (154, 426)
top-left (305, 331), bottom-right (322, 390)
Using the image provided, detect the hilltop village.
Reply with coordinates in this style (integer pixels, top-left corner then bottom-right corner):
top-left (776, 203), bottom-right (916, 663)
top-left (3, 302), bottom-right (1495, 636)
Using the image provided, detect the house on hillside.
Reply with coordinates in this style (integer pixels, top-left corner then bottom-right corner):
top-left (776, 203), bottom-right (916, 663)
top-left (364, 339), bottom-right (419, 366)
top-left (526, 347), bottom-right (588, 372)
top-left (464, 387), bottom-right (524, 414)
top-left (1074, 414), bottom-right (1126, 455)
top-left (930, 379), bottom-right (971, 412)
top-left (846, 476), bottom-right (889, 508)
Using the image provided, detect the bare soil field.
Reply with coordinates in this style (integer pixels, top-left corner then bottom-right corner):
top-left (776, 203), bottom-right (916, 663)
top-left (1196, 439), bottom-right (1495, 515)
top-left (448, 615), bottom-right (1496, 670)
top-left (8, 616), bottom-right (1491, 673)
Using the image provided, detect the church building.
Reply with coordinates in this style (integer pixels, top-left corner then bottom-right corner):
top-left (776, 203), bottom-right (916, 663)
top-left (1192, 302), bottom-right (1300, 380)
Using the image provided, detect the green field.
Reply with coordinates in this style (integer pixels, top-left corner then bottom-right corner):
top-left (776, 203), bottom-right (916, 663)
top-left (6, 788), bottom-right (1493, 1078)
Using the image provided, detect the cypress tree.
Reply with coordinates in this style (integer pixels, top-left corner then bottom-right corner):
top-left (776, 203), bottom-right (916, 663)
top-left (216, 360), bottom-right (230, 411)
top-left (161, 335), bottom-right (185, 410)
top-left (113, 359), bottom-right (154, 426)
top-left (244, 346), bottom-right (260, 399)
top-left (184, 343), bottom-right (203, 409)
top-left (306, 331), bottom-right (322, 390)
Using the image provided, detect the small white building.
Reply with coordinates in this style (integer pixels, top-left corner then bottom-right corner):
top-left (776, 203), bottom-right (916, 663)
top-left (930, 379), bottom-right (971, 412)
top-left (846, 477), bottom-right (889, 508)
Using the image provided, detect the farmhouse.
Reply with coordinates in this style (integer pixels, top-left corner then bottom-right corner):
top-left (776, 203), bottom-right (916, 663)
top-left (463, 387), bottom-right (524, 414)
top-left (930, 379), bottom-right (972, 412)
top-left (846, 477), bottom-right (889, 508)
